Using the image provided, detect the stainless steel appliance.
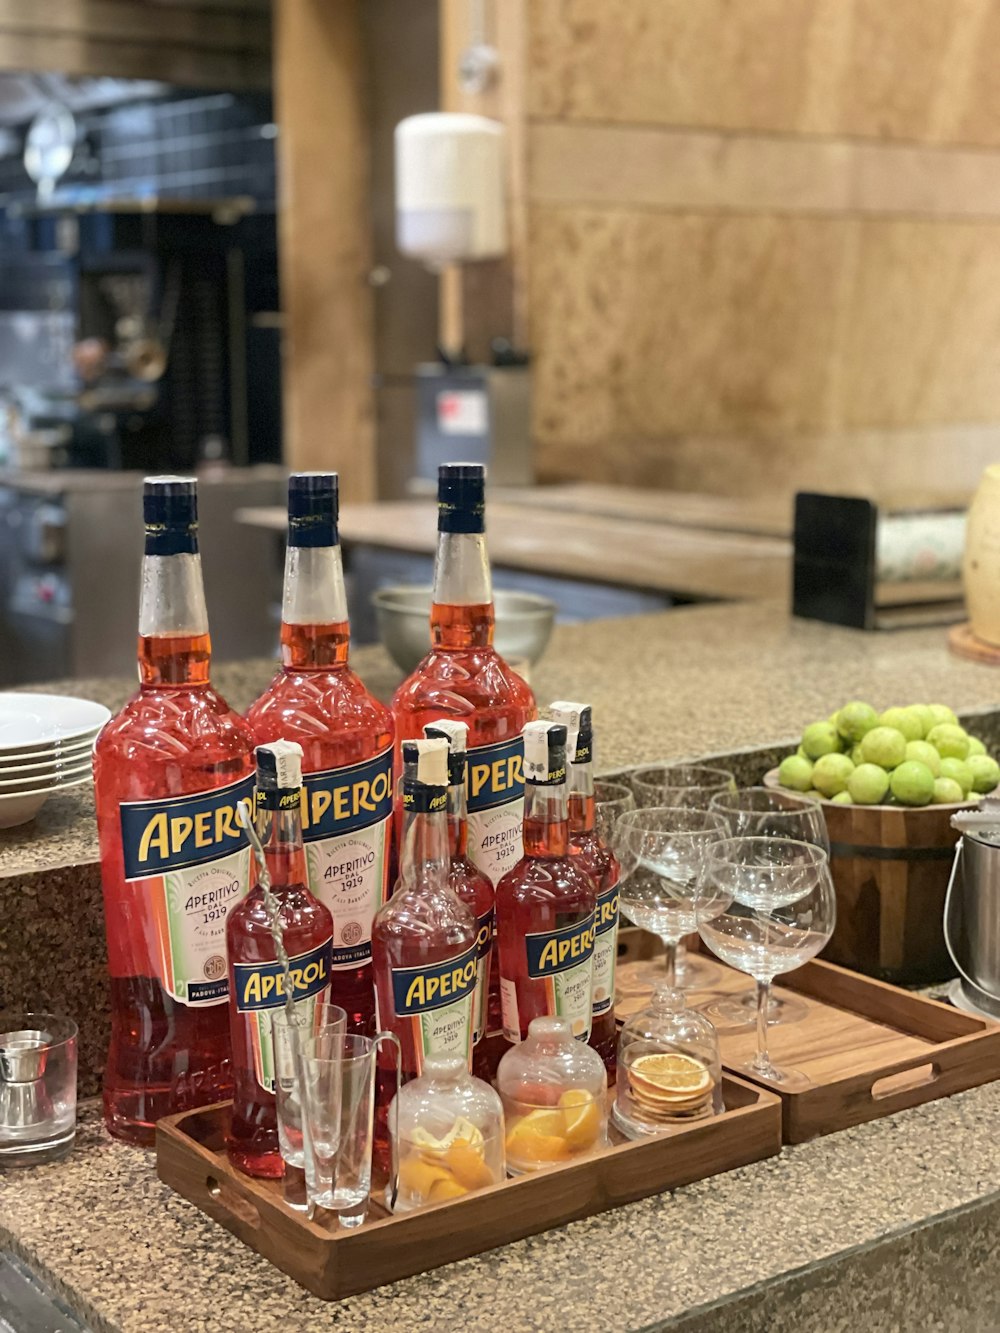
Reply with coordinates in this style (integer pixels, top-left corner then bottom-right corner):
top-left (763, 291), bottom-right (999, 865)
top-left (0, 467), bottom-right (283, 685)
top-left (944, 801), bottom-right (1000, 1017)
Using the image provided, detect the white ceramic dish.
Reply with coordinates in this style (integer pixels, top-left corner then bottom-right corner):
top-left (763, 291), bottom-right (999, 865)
top-left (0, 745), bottom-right (97, 776)
top-left (0, 734), bottom-right (99, 767)
top-left (0, 772), bottom-right (92, 829)
top-left (0, 759), bottom-right (93, 791)
top-left (0, 695), bottom-right (110, 752)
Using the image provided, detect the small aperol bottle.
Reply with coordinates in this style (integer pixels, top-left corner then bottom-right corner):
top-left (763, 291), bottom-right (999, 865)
top-left (93, 477), bottom-right (256, 1145)
top-left (391, 463), bottom-right (536, 887)
top-left (496, 722), bottom-right (598, 1046)
top-left (226, 740), bottom-right (334, 1178)
top-left (550, 701), bottom-right (621, 1076)
top-left (246, 473), bottom-right (394, 1034)
top-left (372, 738), bottom-right (478, 1080)
top-left (421, 719), bottom-right (495, 1077)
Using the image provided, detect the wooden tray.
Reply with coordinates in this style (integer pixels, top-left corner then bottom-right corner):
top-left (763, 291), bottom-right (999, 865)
top-left (616, 944), bottom-right (1000, 1143)
top-left (156, 1075), bottom-right (781, 1300)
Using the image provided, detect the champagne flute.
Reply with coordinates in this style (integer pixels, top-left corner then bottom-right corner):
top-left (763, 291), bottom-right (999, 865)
top-left (704, 789), bottom-right (829, 1028)
top-left (616, 807), bottom-right (727, 991)
top-left (697, 836), bottom-right (836, 1088)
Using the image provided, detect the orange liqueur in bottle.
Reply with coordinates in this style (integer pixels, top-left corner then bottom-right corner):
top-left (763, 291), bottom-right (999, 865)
top-left (246, 473), bottom-right (394, 1033)
top-left (391, 463), bottom-right (536, 889)
top-left (496, 722), bottom-right (597, 1046)
top-left (94, 477), bottom-right (256, 1144)
top-left (226, 741), bottom-right (333, 1178)
top-left (550, 701), bottom-right (621, 1076)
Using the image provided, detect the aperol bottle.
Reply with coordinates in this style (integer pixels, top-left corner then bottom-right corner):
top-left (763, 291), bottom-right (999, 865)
top-left (496, 722), bottom-right (597, 1046)
top-left (421, 719), bottom-right (494, 1077)
top-left (246, 473), bottom-right (394, 1034)
top-left (391, 463), bottom-right (536, 888)
top-left (372, 738), bottom-right (478, 1081)
top-left (93, 477), bottom-right (256, 1145)
top-left (226, 740), bottom-right (333, 1178)
top-left (550, 701), bottom-right (621, 1076)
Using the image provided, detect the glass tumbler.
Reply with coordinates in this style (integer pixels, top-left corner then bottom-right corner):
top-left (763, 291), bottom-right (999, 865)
top-left (0, 1014), bottom-right (78, 1167)
top-left (272, 1002), bottom-right (347, 1210)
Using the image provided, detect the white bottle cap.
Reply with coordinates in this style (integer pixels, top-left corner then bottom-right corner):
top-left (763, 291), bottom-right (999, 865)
top-left (423, 718), bottom-right (469, 754)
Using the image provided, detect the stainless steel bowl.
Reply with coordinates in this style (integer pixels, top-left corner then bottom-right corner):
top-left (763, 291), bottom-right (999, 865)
top-left (372, 586), bottom-right (556, 675)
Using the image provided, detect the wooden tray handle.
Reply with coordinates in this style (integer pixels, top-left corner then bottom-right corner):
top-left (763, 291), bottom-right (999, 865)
top-left (202, 1171), bottom-right (263, 1231)
top-left (840, 1046), bottom-right (956, 1110)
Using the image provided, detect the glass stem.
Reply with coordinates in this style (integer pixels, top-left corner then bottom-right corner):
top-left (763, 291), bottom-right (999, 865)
top-left (663, 938), bottom-right (677, 986)
top-left (754, 977), bottom-right (773, 1075)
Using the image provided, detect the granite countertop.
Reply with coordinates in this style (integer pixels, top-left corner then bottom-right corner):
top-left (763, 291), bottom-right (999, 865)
top-left (7, 601), bottom-right (1000, 1330)
top-left (8, 597), bottom-right (1000, 883)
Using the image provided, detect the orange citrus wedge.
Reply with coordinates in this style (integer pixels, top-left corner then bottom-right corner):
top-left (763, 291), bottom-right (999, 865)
top-left (505, 1126), bottom-right (571, 1164)
top-left (443, 1141), bottom-right (496, 1189)
top-left (558, 1088), bottom-right (602, 1150)
top-left (398, 1155), bottom-right (452, 1201)
top-left (429, 1176), bottom-right (469, 1202)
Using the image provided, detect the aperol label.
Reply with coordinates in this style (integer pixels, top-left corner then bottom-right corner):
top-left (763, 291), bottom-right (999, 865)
top-left (520, 912), bottom-right (596, 1042)
top-left (300, 746), bottom-right (393, 970)
top-left (466, 736), bottom-right (525, 885)
top-left (119, 774), bottom-right (255, 1007)
top-left (233, 938), bottom-right (332, 1092)
top-left (381, 944), bottom-right (477, 1073)
top-left (591, 878), bottom-right (620, 1019)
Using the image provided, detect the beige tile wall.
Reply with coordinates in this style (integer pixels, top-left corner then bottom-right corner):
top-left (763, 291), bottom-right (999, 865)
top-left (523, 0), bottom-right (1000, 498)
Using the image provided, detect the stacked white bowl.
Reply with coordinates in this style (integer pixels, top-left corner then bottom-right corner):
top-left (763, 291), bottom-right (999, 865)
top-left (0, 694), bottom-right (111, 829)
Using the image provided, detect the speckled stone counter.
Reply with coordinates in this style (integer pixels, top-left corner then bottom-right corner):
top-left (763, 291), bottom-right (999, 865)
top-left (6, 602), bottom-right (1000, 1330)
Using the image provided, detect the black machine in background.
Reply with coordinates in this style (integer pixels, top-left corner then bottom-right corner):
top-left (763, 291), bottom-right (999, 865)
top-left (3, 203), bottom-right (281, 473)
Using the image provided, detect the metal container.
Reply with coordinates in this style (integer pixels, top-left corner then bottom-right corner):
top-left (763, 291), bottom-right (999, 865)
top-left (945, 819), bottom-right (1000, 1017)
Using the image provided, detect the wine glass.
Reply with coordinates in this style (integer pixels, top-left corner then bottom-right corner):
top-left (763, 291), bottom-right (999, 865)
top-left (593, 780), bottom-right (635, 851)
top-left (696, 836), bottom-right (836, 1088)
top-left (630, 763), bottom-right (737, 810)
top-left (704, 789), bottom-right (829, 1029)
top-left (616, 807), bottom-right (727, 992)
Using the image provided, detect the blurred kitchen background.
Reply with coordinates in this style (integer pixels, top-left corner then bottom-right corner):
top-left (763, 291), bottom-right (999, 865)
top-left (2, 0), bottom-right (999, 684)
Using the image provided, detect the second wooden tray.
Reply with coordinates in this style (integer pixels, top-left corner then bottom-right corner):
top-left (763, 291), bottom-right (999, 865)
top-left (157, 1074), bottom-right (780, 1300)
top-left (616, 940), bottom-right (1000, 1143)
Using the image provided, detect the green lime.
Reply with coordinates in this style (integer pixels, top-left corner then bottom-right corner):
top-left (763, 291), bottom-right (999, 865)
top-left (909, 705), bottom-right (936, 738)
top-left (904, 741), bottom-right (941, 777)
top-left (811, 752), bottom-right (855, 797)
top-left (939, 757), bottom-right (974, 796)
top-left (933, 777), bottom-right (966, 805)
top-left (859, 726), bottom-right (907, 770)
top-left (889, 761), bottom-right (935, 806)
top-left (927, 704), bottom-right (958, 728)
top-left (850, 744), bottom-right (865, 765)
top-left (831, 791), bottom-right (853, 805)
top-left (802, 722), bottom-right (842, 760)
top-left (967, 755), bottom-right (1000, 794)
top-left (847, 763), bottom-right (890, 805)
top-left (836, 702), bottom-right (879, 743)
top-left (927, 724), bottom-right (970, 761)
top-left (967, 736), bottom-right (987, 757)
top-left (778, 754), bottom-right (814, 792)
top-left (879, 707), bottom-right (924, 742)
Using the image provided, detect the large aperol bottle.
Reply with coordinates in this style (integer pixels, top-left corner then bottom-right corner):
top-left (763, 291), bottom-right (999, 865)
top-left (246, 473), bottom-right (394, 1034)
top-left (372, 738), bottom-right (478, 1081)
top-left (391, 463), bottom-right (536, 888)
top-left (94, 477), bottom-right (256, 1145)
top-left (227, 740), bottom-right (333, 1178)
top-left (496, 722), bottom-right (597, 1047)
top-left (550, 701), bottom-right (621, 1076)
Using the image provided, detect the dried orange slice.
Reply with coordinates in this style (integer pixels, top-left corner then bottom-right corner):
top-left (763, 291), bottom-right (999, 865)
top-left (558, 1088), bottom-right (602, 1150)
top-left (629, 1053), bottom-right (711, 1099)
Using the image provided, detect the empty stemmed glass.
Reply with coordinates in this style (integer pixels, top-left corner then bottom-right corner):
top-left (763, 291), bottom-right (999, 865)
top-left (593, 780), bottom-right (636, 852)
top-left (704, 789), bottom-right (829, 1029)
top-left (630, 763), bottom-right (737, 810)
top-left (696, 836), bottom-right (836, 1088)
top-left (616, 807), bottom-right (727, 991)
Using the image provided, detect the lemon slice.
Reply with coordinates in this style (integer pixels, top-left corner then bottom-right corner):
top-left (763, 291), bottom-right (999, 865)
top-left (629, 1053), bottom-right (711, 1099)
top-left (411, 1116), bottom-right (484, 1157)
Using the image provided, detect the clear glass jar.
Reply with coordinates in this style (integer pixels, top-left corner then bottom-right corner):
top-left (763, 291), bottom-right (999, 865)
top-left (496, 1016), bottom-right (608, 1173)
top-left (390, 1054), bottom-right (505, 1211)
top-left (613, 983), bottom-right (722, 1138)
